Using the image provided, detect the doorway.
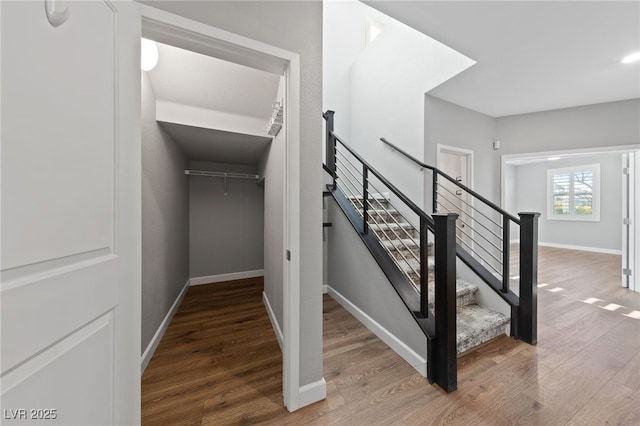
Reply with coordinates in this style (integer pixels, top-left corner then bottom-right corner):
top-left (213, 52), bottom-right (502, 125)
top-left (501, 145), bottom-right (640, 293)
top-left (437, 144), bottom-right (474, 249)
top-left (139, 5), bottom-right (304, 411)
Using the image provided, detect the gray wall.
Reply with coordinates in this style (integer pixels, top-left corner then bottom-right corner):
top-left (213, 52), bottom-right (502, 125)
top-left (259, 122), bottom-right (285, 331)
top-left (140, 0), bottom-right (324, 389)
top-left (326, 200), bottom-right (427, 360)
top-left (497, 99), bottom-right (640, 154)
top-left (514, 154), bottom-right (623, 251)
top-left (424, 95), bottom-right (499, 203)
top-left (424, 97), bottom-right (640, 209)
top-left (141, 72), bottom-right (189, 354)
top-left (189, 161), bottom-right (264, 278)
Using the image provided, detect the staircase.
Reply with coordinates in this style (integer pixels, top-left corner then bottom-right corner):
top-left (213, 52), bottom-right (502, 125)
top-left (323, 110), bottom-right (539, 393)
top-left (350, 195), bottom-right (510, 355)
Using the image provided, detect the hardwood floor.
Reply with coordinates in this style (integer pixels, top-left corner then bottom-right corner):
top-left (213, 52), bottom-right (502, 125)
top-left (142, 248), bottom-right (640, 425)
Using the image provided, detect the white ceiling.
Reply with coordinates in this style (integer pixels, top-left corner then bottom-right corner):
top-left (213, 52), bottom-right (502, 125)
top-left (365, 1), bottom-right (640, 117)
top-left (146, 42), bottom-right (280, 164)
top-left (158, 122), bottom-right (272, 165)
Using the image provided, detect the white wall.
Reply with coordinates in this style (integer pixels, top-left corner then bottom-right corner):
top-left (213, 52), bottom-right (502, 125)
top-left (324, 1), bottom-right (474, 211)
top-left (188, 160), bottom-right (264, 279)
top-left (514, 154), bottom-right (622, 252)
top-left (349, 14), bottom-right (473, 209)
top-left (141, 72), bottom-right (190, 354)
top-left (139, 0), bottom-right (324, 392)
top-left (322, 0), bottom-right (367, 140)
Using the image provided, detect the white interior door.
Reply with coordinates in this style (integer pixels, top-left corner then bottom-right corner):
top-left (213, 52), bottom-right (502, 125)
top-left (437, 145), bottom-right (473, 248)
top-left (1, 1), bottom-right (140, 425)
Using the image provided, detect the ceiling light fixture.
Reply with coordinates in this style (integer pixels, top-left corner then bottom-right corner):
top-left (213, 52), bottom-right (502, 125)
top-left (621, 51), bottom-right (640, 64)
top-left (141, 38), bottom-right (159, 71)
top-left (548, 157), bottom-right (561, 161)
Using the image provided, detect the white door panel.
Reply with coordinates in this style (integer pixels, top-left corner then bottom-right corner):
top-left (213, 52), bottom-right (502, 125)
top-left (2, 0), bottom-right (116, 270)
top-left (1, 1), bottom-right (140, 425)
top-left (2, 312), bottom-right (114, 425)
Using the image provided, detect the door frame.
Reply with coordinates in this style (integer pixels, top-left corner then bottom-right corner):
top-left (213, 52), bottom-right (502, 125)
top-left (501, 144), bottom-right (640, 293)
top-left (436, 144), bottom-right (474, 190)
top-left (436, 144), bottom-right (475, 251)
top-left (137, 4), bottom-right (303, 410)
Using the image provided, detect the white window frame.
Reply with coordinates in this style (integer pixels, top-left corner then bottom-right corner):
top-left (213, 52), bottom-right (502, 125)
top-left (547, 163), bottom-right (601, 221)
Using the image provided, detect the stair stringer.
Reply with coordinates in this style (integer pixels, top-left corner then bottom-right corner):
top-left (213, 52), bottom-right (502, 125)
top-left (326, 198), bottom-right (429, 376)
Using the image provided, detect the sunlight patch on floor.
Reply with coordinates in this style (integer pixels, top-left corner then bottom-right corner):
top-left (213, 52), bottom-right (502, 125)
top-left (600, 303), bottom-right (625, 312)
top-left (623, 310), bottom-right (640, 320)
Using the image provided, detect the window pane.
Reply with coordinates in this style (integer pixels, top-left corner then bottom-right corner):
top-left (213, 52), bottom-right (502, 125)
top-left (552, 172), bottom-right (570, 215)
top-left (573, 170), bottom-right (593, 215)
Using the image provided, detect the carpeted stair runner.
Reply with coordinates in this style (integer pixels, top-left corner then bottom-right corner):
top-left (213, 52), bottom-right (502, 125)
top-left (349, 194), bottom-right (509, 355)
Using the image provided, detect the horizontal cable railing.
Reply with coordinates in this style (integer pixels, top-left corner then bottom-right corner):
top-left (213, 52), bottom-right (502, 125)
top-left (336, 146), bottom-right (424, 288)
top-left (324, 110), bottom-right (459, 392)
top-left (380, 137), bottom-right (519, 293)
top-left (378, 135), bottom-right (539, 344)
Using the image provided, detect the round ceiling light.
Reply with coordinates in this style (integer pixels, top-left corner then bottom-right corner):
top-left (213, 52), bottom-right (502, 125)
top-left (141, 38), bottom-right (159, 71)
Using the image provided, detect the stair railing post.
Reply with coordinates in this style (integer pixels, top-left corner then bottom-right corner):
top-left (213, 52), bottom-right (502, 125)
top-left (433, 213), bottom-right (458, 393)
top-left (419, 216), bottom-right (429, 317)
top-left (363, 166), bottom-right (369, 234)
top-left (518, 212), bottom-right (540, 345)
top-left (502, 215), bottom-right (510, 293)
top-left (432, 172), bottom-right (439, 214)
top-left (324, 110), bottom-right (336, 189)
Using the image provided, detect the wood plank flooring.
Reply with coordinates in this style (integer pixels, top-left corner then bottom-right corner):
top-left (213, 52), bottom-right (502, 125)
top-left (142, 247), bottom-right (640, 425)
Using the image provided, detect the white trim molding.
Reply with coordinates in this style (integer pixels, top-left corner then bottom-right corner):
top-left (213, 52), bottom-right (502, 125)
top-left (298, 378), bottom-right (327, 409)
top-left (327, 286), bottom-right (428, 377)
top-left (189, 269), bottom-right (264, 286)
top-left (141, 279), bottom-right (191, 373)
top-left (263, 291), bottom-right (284, 350)
top-left (539, 241), bottom-right (622, 255)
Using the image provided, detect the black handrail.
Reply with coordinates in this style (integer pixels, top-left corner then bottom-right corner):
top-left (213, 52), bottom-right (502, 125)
top-left (333, 133), bottom-right (432, 225)
top-left (379, 134), bottom-right (538, 344)
top-left (323, 111), bottom-right (538, 393)
top-left (380, 137), bottom-right (520, 224)
top-left (324, 111), bottom-right (457, 392)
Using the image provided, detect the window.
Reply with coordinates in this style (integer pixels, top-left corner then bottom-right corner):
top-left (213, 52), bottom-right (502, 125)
top-left (365, 18), bottom-right (383, 46)
top-left (547, 164), bottom-right (600, 221)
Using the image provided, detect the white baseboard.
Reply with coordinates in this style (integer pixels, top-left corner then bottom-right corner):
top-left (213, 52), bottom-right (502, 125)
top-left (322, 284), bottom-right (328, 294)
top-left (141, 279), bottom-right (190, 374)
top-left (189, 269), bottom-right (264, 286)
top-left (298, 378), bottom-right (327, 409)
top-left (539, 242), bottom-right (621, 255)
top-left (262, 291), bottom-right (284, 350)
top-left (326, 285), bottom-right (427, 377)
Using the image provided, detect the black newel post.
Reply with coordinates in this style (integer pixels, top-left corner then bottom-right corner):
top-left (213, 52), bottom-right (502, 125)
top-left (433, 213), bottom-right (458, 393)
top-left (324, 110), bottom-right (336, 189)
top-left (518, 212), bottom-right (540, 345)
